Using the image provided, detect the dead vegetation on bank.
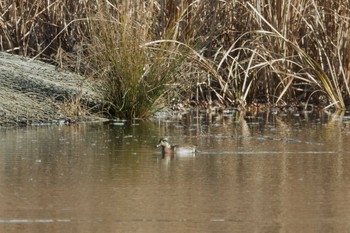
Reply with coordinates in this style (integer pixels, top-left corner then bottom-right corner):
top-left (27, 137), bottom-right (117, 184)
top-left (1, 0), bottom-right (350, 119)
top-left (0, 52), bottom-right (104, 126)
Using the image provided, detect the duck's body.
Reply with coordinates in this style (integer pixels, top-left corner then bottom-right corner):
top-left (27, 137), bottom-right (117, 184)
top-left (157, 138), bottom-right (196, 157)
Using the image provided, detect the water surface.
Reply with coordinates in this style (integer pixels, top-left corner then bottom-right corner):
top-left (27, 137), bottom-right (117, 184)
top-left (1, 111), bottom-right (350, 233)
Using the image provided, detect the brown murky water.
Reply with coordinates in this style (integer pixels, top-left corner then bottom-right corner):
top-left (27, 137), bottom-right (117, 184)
top-left (1, 111), bottom-right (350, 233)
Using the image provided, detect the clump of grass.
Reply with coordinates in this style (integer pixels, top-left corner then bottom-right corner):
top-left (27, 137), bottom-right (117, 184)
top-left (87, 1), bottom-right (181, 119)
top-left (55, 93), bottom-right (86, 117)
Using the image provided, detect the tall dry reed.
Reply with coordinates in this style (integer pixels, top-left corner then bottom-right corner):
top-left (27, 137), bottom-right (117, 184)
top-left (0, 0), bottom-right (90, 70)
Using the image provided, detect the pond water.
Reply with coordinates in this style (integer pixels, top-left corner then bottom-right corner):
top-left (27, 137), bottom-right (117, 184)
top-left (1, 110), bottom-right (350, 233)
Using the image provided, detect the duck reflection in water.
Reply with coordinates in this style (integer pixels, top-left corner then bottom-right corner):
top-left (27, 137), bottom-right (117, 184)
top-left (156, 137), bottom-right (196, 158)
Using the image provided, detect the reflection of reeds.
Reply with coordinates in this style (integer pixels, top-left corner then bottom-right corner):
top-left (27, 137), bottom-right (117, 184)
top-left (1, 0), bottom-right (350, 118)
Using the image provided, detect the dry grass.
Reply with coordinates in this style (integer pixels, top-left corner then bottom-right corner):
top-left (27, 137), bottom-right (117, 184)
top-left (54, 92), bottom-right (86, 117)
top-left (0, 0), bottom-right (90, 70)
top-left (86, 1), bottom-right (184, 118)
top-left (1, 0), bottom-right (350, 118)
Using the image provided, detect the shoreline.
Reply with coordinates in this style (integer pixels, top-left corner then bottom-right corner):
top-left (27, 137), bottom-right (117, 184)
top-left (0, 52), bottom-right (105, 127)
top-left (0, 52), bottom-right (339, 128)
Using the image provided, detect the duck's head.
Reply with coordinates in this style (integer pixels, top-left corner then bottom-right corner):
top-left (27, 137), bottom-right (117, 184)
top-left (157, 137), bottom-right (172, 149)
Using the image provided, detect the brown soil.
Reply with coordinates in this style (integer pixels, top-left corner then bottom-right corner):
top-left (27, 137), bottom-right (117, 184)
top-left (0, 52), bottom-right (105, 127)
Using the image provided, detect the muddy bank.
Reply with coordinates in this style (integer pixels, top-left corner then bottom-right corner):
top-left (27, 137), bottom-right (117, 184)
top-left (0, 52), bottom-right (106, 127)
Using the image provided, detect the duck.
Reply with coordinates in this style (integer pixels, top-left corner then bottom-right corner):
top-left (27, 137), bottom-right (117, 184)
top-left (156, 137), bottom-right (196, 156)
